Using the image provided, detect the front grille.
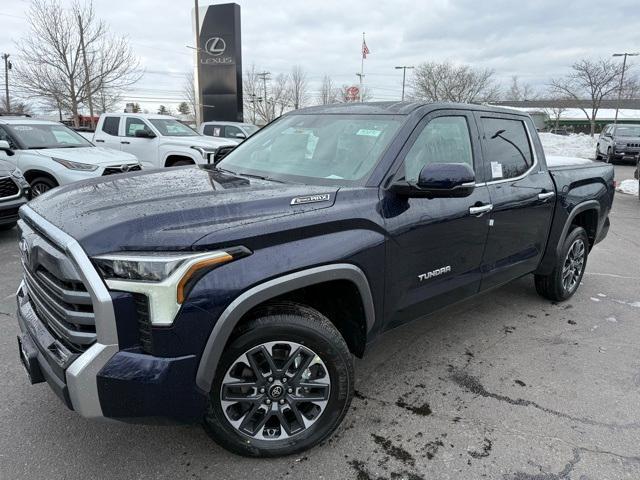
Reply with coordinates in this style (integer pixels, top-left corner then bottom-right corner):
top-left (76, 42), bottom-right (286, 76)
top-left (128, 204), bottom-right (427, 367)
top-left (0, 206), bottom-right (19, 219)
top-left (133, 293), bottom-right (153, 354)
top-left (20, 222), bottom-right (96, 352)
top-left (626, 143), bottom-right (640, 148)
top-left (0, 176), bottom-right (19, 198)
top-left (103, 164), bottom-right (142, 176)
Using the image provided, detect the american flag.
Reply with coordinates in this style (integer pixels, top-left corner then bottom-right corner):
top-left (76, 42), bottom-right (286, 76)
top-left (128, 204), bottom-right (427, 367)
top-left (362, 39), bottom-right (370, 59)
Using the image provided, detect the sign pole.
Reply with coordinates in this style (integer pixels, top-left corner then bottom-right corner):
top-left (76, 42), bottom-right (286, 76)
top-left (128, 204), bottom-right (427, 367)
top-left (194, 0), bottom-right (203, 126)
top-left (359, 32), bottom-right (365, 102)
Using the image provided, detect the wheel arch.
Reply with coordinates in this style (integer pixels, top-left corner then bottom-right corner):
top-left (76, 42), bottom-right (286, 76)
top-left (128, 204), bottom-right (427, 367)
top-left (22, 169), bottom-right (59, 185)
top-left (164, 154), bottom-right (196, 167)
top-left (195, 264), bottom-right (374, 393)
top-left (557, 200), bottom-right (601, 256)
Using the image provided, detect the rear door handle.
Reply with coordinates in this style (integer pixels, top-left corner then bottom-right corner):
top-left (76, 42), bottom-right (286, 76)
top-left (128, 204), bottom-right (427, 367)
top-left (469, 204), bottom-right (493, 216)
top-left (94, 139), bottom-right (104, 143)
top-left (121, 141), bottom-right (130, 145)
top-left (538, 192), bottom-right (555, 200)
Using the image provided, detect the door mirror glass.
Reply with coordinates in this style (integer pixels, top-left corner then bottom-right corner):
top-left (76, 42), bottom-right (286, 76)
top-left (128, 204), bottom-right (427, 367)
top-left (391, 163), bottom-right (475, 198)
top-left (0, 139), bottom-right (14, 156)
top-left (235, 132), bottom-right (247, 139)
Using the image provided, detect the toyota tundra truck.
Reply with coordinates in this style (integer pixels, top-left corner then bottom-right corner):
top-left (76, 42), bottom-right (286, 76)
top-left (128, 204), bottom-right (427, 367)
top-left (15, 102), bottom-right (614, 457)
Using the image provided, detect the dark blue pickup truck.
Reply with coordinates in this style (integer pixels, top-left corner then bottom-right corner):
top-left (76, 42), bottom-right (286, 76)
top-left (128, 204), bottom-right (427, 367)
top-left (14, 102), bottom-right (614, 457)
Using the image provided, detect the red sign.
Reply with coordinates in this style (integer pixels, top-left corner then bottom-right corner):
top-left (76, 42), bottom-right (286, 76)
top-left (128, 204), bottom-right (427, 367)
top-left (346, 86), bottom-right (360, 102)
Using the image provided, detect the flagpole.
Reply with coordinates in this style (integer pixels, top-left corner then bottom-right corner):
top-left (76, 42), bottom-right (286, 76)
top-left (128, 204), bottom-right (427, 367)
top-left (360, 32), bottom-right (365, 102)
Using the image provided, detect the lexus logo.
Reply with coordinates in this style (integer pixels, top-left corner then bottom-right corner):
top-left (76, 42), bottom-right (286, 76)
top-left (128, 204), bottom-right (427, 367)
top-left (121, 164), bottom-right (130, 172)
top-left (205, 37), bottom-right (226, 56)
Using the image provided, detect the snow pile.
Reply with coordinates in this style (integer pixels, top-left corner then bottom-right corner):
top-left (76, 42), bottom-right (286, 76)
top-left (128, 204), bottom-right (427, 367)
top-left (617, 179), bottom-right (639, 196)
top-left (539, 132), bottom-right (597, 160)
top-left (546, 155), bottom-right (593, 167)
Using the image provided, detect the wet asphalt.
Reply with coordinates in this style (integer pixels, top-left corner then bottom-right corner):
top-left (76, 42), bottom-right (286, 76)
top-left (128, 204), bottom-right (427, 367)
top-left (0, 164), bottom-right (638, 480)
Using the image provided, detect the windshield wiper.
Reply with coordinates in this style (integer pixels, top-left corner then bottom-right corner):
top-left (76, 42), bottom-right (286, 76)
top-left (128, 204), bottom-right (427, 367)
top-left (237, 172), bottom-right (286, 183)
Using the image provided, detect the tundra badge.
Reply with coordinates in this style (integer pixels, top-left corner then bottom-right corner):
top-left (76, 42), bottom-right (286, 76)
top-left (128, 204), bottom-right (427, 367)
top-left (418, 266), bottom-right (451, 282)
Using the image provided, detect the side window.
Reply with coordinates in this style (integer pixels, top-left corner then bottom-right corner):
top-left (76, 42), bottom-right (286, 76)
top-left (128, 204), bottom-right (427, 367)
top-left (204, 125), bottom-right (222, 137)
top-left (125, 118), bottom-right (151, 137)
top-left (0, 126), bottom-right (18, 149)
top-left (224, 125), bottom-right (242, 138)
top-left (481, 117), bottom-right (533, 180)
top-left (404, 116), bottom-right (474, 183)
top-left (102, 116), bottom-right (120, 136)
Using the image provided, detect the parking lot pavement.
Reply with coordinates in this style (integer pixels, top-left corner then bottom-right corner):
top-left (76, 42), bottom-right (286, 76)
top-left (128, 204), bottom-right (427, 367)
top-left (1, 164), bottom-right (639, 480)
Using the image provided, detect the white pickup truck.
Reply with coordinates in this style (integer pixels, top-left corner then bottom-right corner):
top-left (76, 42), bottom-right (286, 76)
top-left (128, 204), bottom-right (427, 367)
top-left (92, 113), bottom-right (236, 168)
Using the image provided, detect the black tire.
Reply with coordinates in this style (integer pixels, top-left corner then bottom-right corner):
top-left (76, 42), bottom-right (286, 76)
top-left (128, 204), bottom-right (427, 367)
top-left (0, 222), bottom-right (17, 231)
top-left (595, 145), bottom-right (602, 161)
top-left (535, 226), bottom-right (589, 302)
top-left (203, 302), bottom-right (354, 457)
top-left (605, 147), bottom-right (614, 164)
top-left (30, 176), bottom-right (58, 197)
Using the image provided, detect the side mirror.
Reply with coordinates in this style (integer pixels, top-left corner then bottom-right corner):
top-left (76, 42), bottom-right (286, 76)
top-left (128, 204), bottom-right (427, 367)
top-left (389, 163), bottom-right (475, 198)
top-left (134, 129), bottom-right (156, 139)
top-left (213, 145), bottom-right (237, 163)
top-left (0, 140), bottom-right (14, 156)
top-left (234, 132), bottom-right (247, 139)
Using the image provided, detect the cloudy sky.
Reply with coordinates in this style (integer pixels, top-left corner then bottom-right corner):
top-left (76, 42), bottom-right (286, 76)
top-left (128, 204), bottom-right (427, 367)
top-left (1, 0), bottom-right (640, 113)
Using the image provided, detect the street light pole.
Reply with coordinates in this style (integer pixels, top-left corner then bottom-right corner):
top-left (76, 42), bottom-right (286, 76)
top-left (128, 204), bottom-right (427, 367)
top-left (2, 53), bottom-right (10, 112)
top-left (395, 65), bottom-right (414, 101)
top-left (612, 52), bottom-right (639, 132)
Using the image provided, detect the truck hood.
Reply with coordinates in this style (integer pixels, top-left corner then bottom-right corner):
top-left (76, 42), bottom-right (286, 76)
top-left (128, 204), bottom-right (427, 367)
top-left (26, 166), bottom-right (338, 255)
top-left (161, 136), bottom-right (237, 149)
top-left (33, 146), bottom-right (139, 166)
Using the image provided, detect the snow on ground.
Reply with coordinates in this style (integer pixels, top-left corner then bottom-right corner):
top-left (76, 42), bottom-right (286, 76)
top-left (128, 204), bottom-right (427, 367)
top-left (617, 179), bottom-right (639, 196)
top-left (545, 155), bottom-right (593, 166)
top-left (539, 132), bottom-right (597, 160)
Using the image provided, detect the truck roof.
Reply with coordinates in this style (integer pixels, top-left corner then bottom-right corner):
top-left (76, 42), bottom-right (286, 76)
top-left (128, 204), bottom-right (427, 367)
top-left (295, 101), bottom-right (528, 117)
top-left (0, 117), bottom-right (61, 125)
top-left (101, 113), bottom-right (178, 120)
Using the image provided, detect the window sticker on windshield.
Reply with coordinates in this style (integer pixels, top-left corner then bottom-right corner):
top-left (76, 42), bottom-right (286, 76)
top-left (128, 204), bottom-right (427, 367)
top-left (356, 129), bottom-right (381, 137)
top-left (491, 161), bottom-right (503, 179)
top-left (13, 126), bottom-right (33, 131)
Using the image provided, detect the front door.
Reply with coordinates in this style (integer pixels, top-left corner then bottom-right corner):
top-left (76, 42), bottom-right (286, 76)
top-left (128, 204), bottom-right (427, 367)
top-left (383, 110), bottom-right (491, 328)
top-left (476, 113), bottom-right (555, 290)
top-left (121, 117), bottom-right (159, 169)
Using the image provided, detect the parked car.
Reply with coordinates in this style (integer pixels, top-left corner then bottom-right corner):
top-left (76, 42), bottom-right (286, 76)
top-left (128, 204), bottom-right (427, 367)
top-left (596, 123), bottom-right (640, 163)
top-left (0, 117), bottom-right (140, 196)
top-left (199, 121), bottom-right (259, 143)
top-left (92, 113), bottom-right (237, 169)
top-left (0, 156), bottom-right (29, 230)
top-left (549, 128), bottom-right (569, 136)
top-left (15, 102), bottom-right (614, 457)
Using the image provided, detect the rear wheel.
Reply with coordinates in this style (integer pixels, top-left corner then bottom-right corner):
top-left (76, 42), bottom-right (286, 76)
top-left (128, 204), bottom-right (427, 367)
top-left (535, 226), bottom-right (589, 301)
top-left (30, 176), bottom-right (58, 197)
top-left (595, 144), bottom-right (602, 161)
top-left (203, 302), bottom-right (354, 457)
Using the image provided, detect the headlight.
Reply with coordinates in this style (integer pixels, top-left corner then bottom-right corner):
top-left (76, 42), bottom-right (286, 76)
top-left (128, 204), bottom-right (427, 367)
top-left (190, 146), bottom-right (218, 159)
top-left (92, 248), bottom-right (249, 326)
top-left (51, 157), bottom-right (99, 171)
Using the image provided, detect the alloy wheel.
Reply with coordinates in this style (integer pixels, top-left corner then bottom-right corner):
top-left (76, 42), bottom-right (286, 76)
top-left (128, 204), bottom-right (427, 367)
top-left (220, 341), bottom-right (331, 441)
top-left (562, 238), bottom-right (585, 293)
top-left (31, 183), bottom-right (51, 197)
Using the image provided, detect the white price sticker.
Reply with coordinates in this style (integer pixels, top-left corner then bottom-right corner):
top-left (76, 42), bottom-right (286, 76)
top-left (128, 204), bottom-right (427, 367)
top-left (491, 161), bottom-right (503, 179)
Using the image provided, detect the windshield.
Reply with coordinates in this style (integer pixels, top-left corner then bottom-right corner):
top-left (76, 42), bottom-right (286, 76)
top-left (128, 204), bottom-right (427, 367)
top-left (614, 125), bottom-right (640, 137)
top-left (218, 114), bottom-right (404, 185)
top-left (243, 125), bottom-right (259, 136)
top-left (8, 123), bottom-right (92, 149)
top-left (149, 119), bottom-right (199, 137)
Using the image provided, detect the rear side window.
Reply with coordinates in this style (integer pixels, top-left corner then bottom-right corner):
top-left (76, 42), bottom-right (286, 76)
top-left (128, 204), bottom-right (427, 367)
top-left (203, 125), bottom-right (222, 137)
top-left (102, 116), bottom-right (120, 136)
top-left (481, 117), bottom-right (533, 180)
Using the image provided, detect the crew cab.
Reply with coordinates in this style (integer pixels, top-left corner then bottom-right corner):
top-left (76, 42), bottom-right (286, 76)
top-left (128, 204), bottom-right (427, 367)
top-left (596, 123), bottom-right (640, 163)
top-left (15, 102), bottom-right (614, 458)
top-left (0, 158), bottom-right (29, 230)
top-left (0, 117), bottom-right (140, 196)
top-left (92, 113), bottom-right (237, 169)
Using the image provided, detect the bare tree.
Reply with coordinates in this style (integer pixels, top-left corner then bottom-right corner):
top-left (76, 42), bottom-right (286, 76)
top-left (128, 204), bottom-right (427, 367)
top-left (0, 96), bottom-right (32, 115)
top-left (94, 87), bottom-right (121, 114)
top-left (288, 65), bottom-right (308, 110)
top-left (549, 58), bottom-right (627, 136)
top-left (15, 0), bottom-right (141, 126)
top-left (183, 71), bottom-right (198, 124)
top-left (506, 75), bottom-right (538, 101)
top-left (270, 73), bottom-right (291, 119)
top-left (318, 75), bottom-right (338, 105)
top-left (411, 61), bottom-right (500, 103)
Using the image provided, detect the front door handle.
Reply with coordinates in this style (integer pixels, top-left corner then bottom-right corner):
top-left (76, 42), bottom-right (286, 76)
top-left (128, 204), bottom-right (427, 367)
top-left (469, 204), bottom-right (493, 216)
top-left (538, 191), bottom-right (555, 201)
top-left (121, 141), bottom-right (130, 145)
top-left (94, 139), bottom-right (104, 143)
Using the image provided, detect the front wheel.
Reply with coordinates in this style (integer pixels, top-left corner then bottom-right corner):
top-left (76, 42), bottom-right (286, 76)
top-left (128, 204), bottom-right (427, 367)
top-left (605, 147), bottom-right (614, 164)
top-left (30, 176), bottom-right (58, 197)
top-left (203, 302), bottom-right (354, 457)
top-left (535, 226), bottom-right (589, 301)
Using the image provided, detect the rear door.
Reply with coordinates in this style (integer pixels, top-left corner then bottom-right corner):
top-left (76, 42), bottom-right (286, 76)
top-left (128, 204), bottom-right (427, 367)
top-left (384, 110), bottom-right (492, 328)
top-left (203, 124), bottom-right (223, 137)
top-left (476, 113), bottom-right (555, 290)
top-left (93, 116), bottom-right (122, 150)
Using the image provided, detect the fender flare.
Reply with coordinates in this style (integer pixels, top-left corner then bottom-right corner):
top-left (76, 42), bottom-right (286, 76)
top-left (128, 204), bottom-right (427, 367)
top-left (555, 200), bottom-right (601, 257)
top-left (195, 263), bottom-right (375, 393)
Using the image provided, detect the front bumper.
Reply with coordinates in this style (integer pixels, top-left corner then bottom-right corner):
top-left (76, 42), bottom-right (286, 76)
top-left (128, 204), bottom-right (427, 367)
top-left (0, 195), bottom-right (27, 225)
top-left (613, 148), bottom-right (640, 159)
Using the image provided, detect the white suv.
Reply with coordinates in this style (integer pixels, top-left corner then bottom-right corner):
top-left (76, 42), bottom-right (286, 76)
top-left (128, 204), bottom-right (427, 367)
top-left (0, 116), bottom-right (141, 196)
top-left (93, 113), bottom-right (237, 168)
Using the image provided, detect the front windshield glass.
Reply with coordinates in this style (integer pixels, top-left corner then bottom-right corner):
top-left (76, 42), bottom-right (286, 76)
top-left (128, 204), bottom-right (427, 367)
top-left (8, 123), bottom-right (92, 149)
top-left (149, 119), bottom-right (199, 137)
top-left (218, 114), bottom-right (404, 185)
top-left (243, 125), bottom-right (259, 136)
top-left (614, 125), bottom-right (640, 136)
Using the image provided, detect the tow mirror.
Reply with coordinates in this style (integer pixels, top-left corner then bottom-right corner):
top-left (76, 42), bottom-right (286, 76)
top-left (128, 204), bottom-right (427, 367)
top-left (0, 140), bottom-right (14, 156)
top-left (389, 163), bottom-right (475, 198)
